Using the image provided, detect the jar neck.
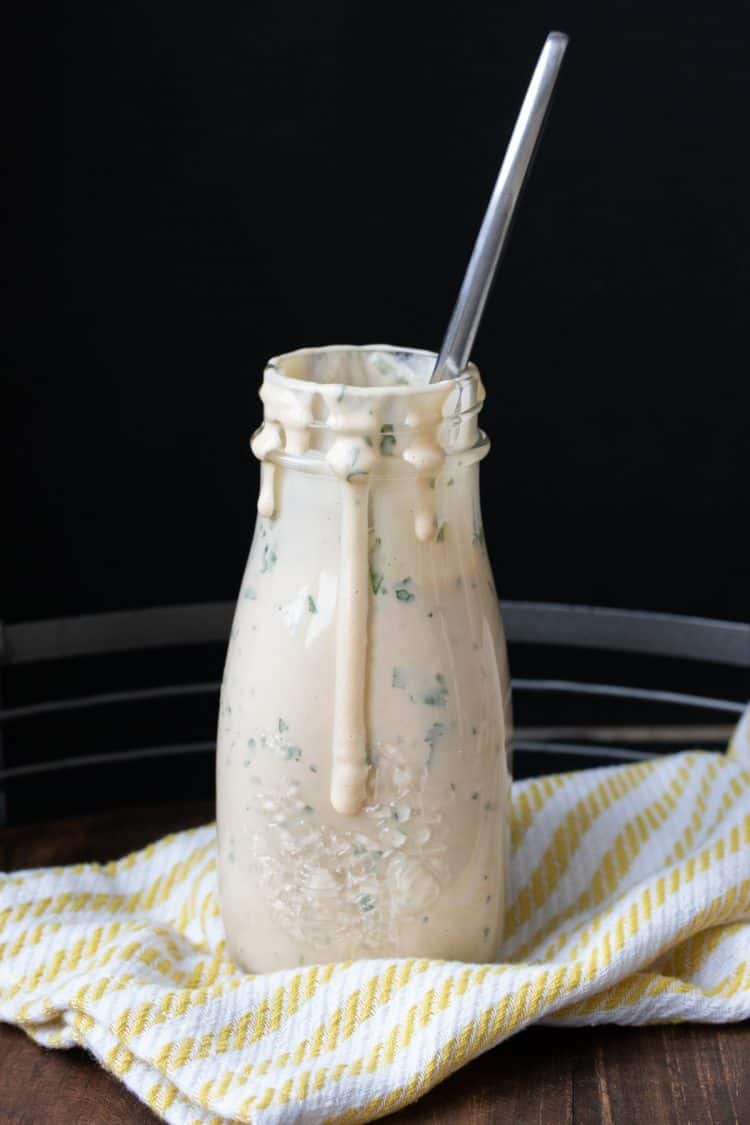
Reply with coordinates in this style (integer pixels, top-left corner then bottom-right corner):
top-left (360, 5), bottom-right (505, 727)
top-left (251, 345), bottom-right (488, 484)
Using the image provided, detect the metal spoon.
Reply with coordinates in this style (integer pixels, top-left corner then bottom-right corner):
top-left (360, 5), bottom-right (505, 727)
top-left (431, 31), bottom-right (569, 383)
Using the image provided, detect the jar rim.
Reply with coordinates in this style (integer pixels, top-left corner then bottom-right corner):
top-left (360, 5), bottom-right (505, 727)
top-left (265, 343), bottom-right (480, 398)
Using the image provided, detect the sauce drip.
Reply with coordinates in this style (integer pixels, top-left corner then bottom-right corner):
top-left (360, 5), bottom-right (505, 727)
top-left (250, 421), bottom-right (283, 518)
top-left (329, 479), bottom-right (371, 813)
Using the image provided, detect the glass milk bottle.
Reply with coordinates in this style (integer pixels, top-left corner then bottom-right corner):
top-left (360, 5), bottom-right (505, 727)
top-left (217, 345), bottom-right (512, 972)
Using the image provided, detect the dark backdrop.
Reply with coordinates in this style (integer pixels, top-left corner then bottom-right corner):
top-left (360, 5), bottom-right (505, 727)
top-left (4, 0), bottom-right (749, 626)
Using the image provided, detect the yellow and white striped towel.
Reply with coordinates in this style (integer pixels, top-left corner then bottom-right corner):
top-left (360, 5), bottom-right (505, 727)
top-left (2, 707), bottom-right (749, 1124)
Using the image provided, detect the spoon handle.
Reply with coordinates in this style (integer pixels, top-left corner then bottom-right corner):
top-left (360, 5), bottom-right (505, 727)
top-left (431, 31), bottom-right (569, 383)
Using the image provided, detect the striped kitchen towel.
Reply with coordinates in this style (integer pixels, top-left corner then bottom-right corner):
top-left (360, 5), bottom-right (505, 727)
top-left (1, 706), bottom-right (749, 1124)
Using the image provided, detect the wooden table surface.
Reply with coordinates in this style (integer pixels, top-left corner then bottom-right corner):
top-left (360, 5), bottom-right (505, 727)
top-left (1, 803), bottom-right (748, 1125)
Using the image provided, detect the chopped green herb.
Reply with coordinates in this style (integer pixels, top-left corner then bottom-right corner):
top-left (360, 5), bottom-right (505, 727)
top-left (359, 894), bottom-right (375, 913)
top-left (336, 384), bottom-right (345, 402)
top-left (369, 534), bottom-right (385, 595)
top-left (278, 718), bottom-right (289, 733)
top-left (425, 722), bottom-right (448, 765)
top-left (422, 916), bottom-right (429, 924)
top-left (260, 544), bottom-right (278, 572)
top-left (483, 926), bottom-right (490, 940)
top-left (309, 764), bottom-right (318, 773)
top-left (303, 804), bottom-right (314, 813)
top-left (428, 477), bottom-right (436, 491)
top-left (370, 569), bottom-right (385, 595)
top-left (392, 666), bottom-right (408, 690)
top-left (446, 477), bottom-right (455, 486)
top-left (286, 745), bottom-right (302, 761)
top-left (421, 674), bottom-right (448, 707)
top-left (425, 720), bottom-right (449, 747)
top-left (307, 595), bottom-right (317, 614)
top-left (364, 435), bottom-right (373, 447)
top-left (435, 522), bottom-right (447, 543)
top-left (395, 577), bottom-right (414, 603)
top-left (471, 791), bottom-right (479, 800)
top-left (243, 586), bottom-right (257, 600)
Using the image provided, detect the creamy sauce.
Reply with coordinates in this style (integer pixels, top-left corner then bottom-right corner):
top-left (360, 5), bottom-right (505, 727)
top-left (251, 351), bottom-right (461, 815)
top-left (217, 346), bottom-right (511, 971)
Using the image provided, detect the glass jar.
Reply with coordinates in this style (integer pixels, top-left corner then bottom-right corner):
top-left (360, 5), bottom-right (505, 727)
top-left (217, 345), bottom-right (512, 971)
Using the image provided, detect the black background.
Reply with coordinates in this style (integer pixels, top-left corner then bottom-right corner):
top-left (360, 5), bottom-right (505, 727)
top-left (4, 0), bottom-right (749, 626)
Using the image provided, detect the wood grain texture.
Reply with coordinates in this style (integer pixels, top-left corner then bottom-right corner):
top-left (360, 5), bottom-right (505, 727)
top-left (1, 804), bottom-right (748, 1125)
